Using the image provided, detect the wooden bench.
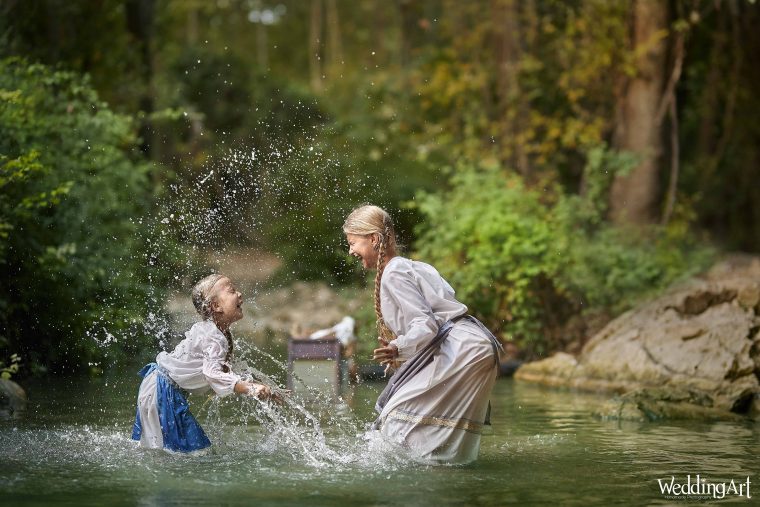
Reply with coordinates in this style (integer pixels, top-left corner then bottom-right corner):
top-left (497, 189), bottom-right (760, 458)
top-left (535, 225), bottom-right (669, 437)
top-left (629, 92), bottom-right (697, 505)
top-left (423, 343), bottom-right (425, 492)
top-left (287, 337), bottom-right (343, 397)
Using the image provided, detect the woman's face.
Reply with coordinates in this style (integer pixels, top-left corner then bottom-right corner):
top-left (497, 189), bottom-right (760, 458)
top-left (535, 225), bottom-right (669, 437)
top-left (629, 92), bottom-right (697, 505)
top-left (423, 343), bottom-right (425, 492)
top-left (346, 233), bottom-right (378, 270)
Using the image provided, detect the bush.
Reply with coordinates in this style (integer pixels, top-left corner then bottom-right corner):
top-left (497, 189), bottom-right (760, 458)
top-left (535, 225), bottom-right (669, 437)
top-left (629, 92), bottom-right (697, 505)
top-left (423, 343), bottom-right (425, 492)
top-left (0, 58), bottom-right (158, 374)
top-left (412, 146), bottom-right (714, 356)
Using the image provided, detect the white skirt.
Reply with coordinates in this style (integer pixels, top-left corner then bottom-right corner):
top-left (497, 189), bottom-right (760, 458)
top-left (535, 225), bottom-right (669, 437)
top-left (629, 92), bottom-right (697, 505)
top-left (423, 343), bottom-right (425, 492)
top-left (377, 319), bottom-right (498, 464)
top-left (134, 370), bottom-right (163, 449)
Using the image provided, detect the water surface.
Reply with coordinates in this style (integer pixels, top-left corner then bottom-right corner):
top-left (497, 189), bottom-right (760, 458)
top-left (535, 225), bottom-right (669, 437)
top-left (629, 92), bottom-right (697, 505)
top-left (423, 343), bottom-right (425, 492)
top-left (1, 371), bottom-right (757, 506)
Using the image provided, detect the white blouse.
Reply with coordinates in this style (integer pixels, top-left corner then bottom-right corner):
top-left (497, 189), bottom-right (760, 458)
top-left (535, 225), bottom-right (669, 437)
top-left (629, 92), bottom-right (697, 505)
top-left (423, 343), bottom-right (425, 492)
top-left (380, 256), bottom-right (468, 360)
top-left (156, 320), bottom-right (241, 396)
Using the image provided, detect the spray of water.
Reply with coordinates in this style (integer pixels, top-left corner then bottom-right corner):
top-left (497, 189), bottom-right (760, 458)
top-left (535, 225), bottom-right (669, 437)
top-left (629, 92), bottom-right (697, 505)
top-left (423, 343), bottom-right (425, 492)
top-left (82, 130), bottom-right (411, 468)
top-left (199, 339), bottom-right (409, 469)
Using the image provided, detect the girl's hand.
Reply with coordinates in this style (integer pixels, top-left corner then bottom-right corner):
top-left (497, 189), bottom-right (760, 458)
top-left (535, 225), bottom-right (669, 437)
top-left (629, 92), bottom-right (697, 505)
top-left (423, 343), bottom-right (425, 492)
top-left (378, 335), bottom-right (389, 347)
top-left (249, 382), bottom-right (290, 404)
top-left (249, 383), bottom-right (272, 400)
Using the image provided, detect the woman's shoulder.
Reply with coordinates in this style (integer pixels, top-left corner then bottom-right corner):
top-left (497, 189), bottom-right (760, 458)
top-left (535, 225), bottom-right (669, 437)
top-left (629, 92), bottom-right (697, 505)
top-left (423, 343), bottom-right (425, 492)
top-left (383, 256), bottom-right (417, 277)
top-left (386, 256), bottom-right (439, 274)
top-left (383, 256), bottom-right (442, 284)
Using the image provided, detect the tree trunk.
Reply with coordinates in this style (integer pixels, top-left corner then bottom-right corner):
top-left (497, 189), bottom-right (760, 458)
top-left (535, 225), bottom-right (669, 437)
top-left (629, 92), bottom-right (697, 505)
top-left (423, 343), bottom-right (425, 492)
top-left (397, 0), bottom-right (425, 67)
top-left (371, 0), bottom-right (387, 62)
top-left (491, 0), bottom-right (529, 177)
top-left (326, 0), bottom-right (343, 73)
top-left (125, 0), bottom-right (156, 156)
top-left (609, 0), bottom-right (669, 225)
top-left (309, 0), bottom-right (323, 92)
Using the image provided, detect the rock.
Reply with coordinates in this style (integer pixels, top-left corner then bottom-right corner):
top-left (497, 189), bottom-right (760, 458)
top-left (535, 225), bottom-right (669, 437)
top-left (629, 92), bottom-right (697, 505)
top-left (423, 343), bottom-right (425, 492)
top-left (0, 378), bottom-right (27, 419)
top-left (594, 388), bottom-right (745, 422)
top-left (510, 352), bottom-right (578, 388)
top-left (737, 283), bottom-right (760, 310)
top-left (515, 256), bottom-right (760, 421)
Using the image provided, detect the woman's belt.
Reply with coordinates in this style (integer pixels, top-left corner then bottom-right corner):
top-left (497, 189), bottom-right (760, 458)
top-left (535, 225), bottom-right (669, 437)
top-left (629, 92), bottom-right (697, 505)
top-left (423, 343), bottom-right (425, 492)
top-left (373, 314), bottom-right (501, 423)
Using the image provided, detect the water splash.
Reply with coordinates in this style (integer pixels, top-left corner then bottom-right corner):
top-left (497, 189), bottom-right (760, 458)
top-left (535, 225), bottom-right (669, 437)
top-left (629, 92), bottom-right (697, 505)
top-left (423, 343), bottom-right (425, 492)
top-left (78, 130), bottom-right (403, 467)
top-left (199, 339), bottom-right (411, 470)
top-left (90, 130), bottom-right (370, 357)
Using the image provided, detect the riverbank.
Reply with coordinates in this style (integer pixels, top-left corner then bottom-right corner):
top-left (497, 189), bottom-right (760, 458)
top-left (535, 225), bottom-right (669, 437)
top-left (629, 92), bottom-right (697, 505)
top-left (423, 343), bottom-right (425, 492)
top-left (515, 255), bottom-right (760, 422)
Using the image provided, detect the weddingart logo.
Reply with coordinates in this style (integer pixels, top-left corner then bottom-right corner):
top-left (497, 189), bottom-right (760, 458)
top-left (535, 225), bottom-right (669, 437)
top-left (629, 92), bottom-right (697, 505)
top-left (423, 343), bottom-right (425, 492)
top-left (657, 474), bottom-right (752, 500)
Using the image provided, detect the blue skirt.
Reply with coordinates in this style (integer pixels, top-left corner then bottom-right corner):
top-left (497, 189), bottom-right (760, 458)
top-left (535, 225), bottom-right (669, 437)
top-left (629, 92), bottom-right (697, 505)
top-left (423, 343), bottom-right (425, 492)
top-left (131, 363), bottom-right (211, 453)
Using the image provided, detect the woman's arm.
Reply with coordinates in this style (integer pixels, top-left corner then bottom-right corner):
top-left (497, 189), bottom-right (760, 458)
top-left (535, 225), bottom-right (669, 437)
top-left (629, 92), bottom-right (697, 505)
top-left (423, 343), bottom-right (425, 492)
top-left (381, 269), bottom-right (439, 360)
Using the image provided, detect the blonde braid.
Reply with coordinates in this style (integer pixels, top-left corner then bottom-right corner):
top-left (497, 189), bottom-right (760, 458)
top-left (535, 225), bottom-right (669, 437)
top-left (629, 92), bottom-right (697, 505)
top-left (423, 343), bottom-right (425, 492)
top-left (373, 222), bottom-right (395, 344)
top-left (222, 329), bottom-right (233, 372)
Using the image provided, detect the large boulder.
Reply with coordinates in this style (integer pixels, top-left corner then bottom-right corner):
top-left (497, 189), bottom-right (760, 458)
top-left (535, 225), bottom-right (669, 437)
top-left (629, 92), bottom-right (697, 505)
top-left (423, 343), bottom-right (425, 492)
top-left (515, 255), bottom-right (760, 421)
top-left (0, 378), bottom-right (27, 419)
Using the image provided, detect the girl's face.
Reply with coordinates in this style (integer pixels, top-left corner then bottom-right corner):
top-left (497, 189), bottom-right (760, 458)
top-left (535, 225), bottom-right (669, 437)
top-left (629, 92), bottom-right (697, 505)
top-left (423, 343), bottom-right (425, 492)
top-left (210, 277), bottom-right (243, 327)
top-left (346, 233), bottom-right (379, 270)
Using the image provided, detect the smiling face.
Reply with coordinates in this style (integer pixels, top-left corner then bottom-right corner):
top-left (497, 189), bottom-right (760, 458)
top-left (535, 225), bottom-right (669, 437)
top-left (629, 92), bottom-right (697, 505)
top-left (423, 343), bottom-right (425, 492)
top-left (209, 277), bottom-right (243, 329)
top-left (346, 233), bottom-right (379, 270)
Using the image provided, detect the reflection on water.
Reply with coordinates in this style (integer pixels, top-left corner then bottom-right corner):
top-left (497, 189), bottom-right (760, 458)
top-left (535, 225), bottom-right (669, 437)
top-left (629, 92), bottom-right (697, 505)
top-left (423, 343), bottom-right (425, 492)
top-left (1, 373), bottom-right (758, 506)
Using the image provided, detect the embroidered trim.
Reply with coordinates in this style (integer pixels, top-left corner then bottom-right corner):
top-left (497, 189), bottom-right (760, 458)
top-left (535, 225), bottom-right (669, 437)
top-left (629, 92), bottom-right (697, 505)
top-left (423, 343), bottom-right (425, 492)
top-left (387, 408), bottom-right (483, 434)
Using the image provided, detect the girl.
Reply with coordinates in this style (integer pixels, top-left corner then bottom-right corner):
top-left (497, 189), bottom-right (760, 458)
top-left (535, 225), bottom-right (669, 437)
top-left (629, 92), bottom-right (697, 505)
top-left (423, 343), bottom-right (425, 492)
top-left (344, 205), bottom-right (501, 464)
top-left (131, 273), bottom-right (282, 453)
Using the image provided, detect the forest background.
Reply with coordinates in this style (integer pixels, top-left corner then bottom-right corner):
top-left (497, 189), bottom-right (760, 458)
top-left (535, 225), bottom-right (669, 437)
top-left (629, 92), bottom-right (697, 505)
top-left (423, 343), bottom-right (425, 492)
top-left (1, 0), bottom-right (758, 377)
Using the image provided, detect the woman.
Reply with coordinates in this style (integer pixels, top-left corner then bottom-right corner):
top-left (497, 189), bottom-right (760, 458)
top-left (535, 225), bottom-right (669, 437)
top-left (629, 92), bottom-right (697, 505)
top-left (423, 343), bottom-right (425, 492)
top-left (344, 204), bottom-right (500, 464)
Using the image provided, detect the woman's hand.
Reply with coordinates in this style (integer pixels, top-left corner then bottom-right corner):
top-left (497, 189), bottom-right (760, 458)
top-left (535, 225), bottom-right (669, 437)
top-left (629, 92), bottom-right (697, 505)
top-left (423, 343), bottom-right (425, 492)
top-left (372, 343), bottom-right (398, 364)
top-left (373, 344), bottom-right (399, 377)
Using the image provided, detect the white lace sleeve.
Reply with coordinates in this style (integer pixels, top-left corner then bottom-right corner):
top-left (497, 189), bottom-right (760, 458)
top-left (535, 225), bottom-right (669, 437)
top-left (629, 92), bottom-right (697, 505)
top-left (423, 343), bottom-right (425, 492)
top-left (201, 335), bottom-right (241, 396)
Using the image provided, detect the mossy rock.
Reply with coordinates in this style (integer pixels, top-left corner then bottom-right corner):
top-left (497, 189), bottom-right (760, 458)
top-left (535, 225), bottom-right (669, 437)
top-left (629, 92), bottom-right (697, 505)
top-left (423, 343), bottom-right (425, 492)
top-left (0, 378), bottom-right (27, 419)
top-left (594, 387), bottom-right (745, 422)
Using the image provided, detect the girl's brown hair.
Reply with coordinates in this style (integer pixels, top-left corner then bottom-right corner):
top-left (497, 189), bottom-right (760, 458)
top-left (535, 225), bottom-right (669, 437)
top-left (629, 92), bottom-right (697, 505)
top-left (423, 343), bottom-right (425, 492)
top-left (343, 204), bottom-right (397, 343)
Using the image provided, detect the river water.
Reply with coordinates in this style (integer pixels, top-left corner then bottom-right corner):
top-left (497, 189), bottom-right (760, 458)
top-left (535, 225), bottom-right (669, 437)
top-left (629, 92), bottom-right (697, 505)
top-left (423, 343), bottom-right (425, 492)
top-left (1, 367), bottom-right (758, 506)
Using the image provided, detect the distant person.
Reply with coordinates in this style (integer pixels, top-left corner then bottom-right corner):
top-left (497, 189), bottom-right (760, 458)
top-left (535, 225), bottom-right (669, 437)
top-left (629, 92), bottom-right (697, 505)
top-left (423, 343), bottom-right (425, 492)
top-left (343, 204), bottom-right (501, 464)
top-left (131, 274), bottom-right (285, 453)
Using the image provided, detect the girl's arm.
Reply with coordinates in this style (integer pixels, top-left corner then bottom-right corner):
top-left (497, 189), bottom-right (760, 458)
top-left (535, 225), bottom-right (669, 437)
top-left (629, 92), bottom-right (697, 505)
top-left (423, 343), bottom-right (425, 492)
top-left (202, 335), bottom-right (243, 396)
top-left (202, 333), bottom-right (286, 401)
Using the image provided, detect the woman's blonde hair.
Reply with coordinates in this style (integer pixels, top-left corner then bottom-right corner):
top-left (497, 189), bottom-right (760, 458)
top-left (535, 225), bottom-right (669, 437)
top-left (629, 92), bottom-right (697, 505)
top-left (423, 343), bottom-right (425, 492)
top-left (343, 204), bottom-right (397, 343)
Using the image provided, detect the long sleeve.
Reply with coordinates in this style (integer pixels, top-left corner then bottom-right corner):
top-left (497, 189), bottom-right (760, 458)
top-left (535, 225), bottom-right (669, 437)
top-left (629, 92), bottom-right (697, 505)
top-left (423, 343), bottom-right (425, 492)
top-left (201, 335), bottom-right (241, 396)
top-left (382, 269), bottom-right (441, 360)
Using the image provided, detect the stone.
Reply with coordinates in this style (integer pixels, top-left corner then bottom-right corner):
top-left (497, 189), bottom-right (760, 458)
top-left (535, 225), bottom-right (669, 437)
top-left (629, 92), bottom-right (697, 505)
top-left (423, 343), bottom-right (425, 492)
top-left (0, 378), bottom-right (27, 419)
top-left (515, 256), bottom-right (760, 422)
top-left (594, 388), bottom-right (745, 422)
top-left (737, 283), bottom-right (760, 310)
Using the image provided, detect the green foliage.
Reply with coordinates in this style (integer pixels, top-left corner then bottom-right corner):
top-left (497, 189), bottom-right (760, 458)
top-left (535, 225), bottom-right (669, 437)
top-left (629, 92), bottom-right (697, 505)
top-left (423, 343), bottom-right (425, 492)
top-left (0, 58), bottom-right (157, 374)
top-left (1, 0), bottom-right (754, 368)
top-left (0, 354), bottom-right (21, 380)
top-left (414, 167), bottom-right (560, 343)
top-left (413, 146), bottom-right (714, 355)
top-left (554, 145), bottom-right (714, 312)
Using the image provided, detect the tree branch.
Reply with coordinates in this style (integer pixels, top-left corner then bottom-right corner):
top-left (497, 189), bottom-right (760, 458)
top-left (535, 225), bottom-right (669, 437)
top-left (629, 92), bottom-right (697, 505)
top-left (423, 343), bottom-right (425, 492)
top-left (661, 95), bottom-right (679, 225)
